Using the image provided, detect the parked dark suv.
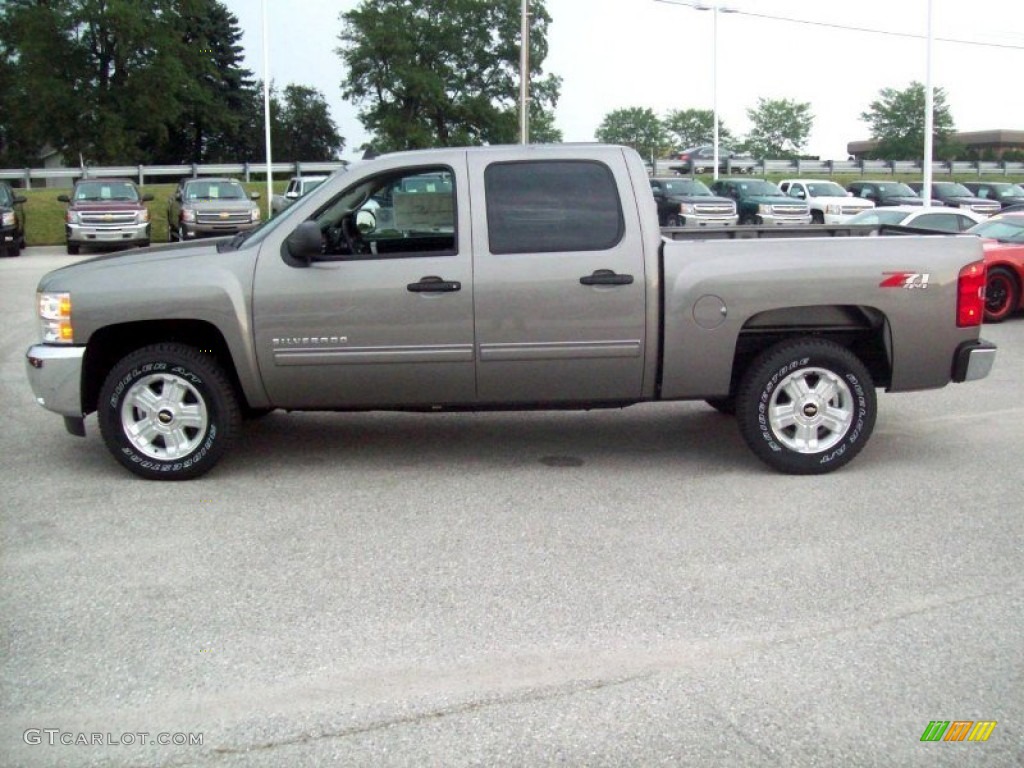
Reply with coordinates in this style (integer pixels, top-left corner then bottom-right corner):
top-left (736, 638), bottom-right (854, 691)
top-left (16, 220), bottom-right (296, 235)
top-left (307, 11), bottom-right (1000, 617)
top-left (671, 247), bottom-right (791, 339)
top-left (0, 181), bottom-right (27, 257)
top-left (963, 182), bottom-right (1024, 210)
top-left (649, 177), bottom-right (737, 227)
top-left (709, 178), bottom-right (811, 225)
top-left (57, 178), bottom-right (153, 254)
top-left (907, 182), bottom-right (1001, 216)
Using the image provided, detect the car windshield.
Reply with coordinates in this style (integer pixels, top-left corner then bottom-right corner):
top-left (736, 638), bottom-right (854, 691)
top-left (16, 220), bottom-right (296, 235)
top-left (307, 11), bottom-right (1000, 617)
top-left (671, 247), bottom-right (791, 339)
top-left (805, 182), bottom-right (848, 197)
top-left (74, 181), bottom-right (139, 202)
top-left (967, 217), bottom-right (1024, 243)
top-left (0, 185), bottom-right (11, 206)
top-left (933, 182), bottom-right (972, 197)
top-left (847, 210), bottom-right (908, 226)
top-left (1000, 185), bottom-right (1024, 199)
top-left (660, 180), bottom-right (713, 196)
top-left (878, 183), bottom-right (918, 198)
top-left (185, 180), bottom-right (247, 201)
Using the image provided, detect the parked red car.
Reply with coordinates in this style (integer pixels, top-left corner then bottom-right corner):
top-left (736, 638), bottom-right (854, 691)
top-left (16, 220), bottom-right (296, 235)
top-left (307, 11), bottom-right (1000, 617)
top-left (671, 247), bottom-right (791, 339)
top-left (967, 212), bottom-right (1024, 322)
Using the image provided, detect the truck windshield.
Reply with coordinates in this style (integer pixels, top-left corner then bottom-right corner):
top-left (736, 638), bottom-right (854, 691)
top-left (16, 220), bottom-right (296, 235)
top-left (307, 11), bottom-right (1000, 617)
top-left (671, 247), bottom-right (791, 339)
top-left (967, 217), bottom-right (1024, 243)
top-left (74, 181), bottom-right (139, 201)
top-left (185, 181), bottom-right (247, 200)
top-left (933, 182), bottom-right (973, 197)
top-left (738, 181), bottom-right (783, 196)
top-left (660, 180), bottom-right (713, 196)
top-left (805, 182), bottom-right (848, 197)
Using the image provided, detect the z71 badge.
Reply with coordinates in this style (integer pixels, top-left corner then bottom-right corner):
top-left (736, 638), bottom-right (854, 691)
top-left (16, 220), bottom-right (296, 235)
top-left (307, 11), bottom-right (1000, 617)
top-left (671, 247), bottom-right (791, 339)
top-left (880, 272), bottom-right (930, 290)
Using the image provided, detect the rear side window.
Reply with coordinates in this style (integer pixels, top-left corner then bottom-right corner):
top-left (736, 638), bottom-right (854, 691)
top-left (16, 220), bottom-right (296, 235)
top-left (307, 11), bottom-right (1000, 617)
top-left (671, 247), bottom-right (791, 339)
top-left (484, 160), bottom-right (624, 254)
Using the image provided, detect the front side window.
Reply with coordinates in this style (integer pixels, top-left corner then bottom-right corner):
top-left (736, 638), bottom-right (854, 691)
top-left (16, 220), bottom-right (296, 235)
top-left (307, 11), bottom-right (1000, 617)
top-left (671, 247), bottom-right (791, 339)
top-left (484, 161), bottom-right (624, 254)
top-left (314, 167), bottom-right (456, 259)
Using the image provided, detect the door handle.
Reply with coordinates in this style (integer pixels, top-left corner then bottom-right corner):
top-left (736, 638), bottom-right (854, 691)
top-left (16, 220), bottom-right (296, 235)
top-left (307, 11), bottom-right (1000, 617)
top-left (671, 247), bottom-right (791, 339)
top-left (580, 269), bottom-right (634, 286)
top-left (407, 275), bottom-right (462, 293)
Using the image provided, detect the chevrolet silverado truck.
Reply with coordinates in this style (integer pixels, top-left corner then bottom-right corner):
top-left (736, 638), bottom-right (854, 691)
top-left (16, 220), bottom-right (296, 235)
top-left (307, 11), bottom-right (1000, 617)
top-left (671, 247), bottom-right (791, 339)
top-left (57, 178), bottom-right (153, 254)
top-left (649, 177), bottom-right (737, 227)
top-left (777, 179), bottom-right (874, 225)
top-left (25, 144), bottom-right (996, 480)
top-left (710, 178), bottom-right (812, 225)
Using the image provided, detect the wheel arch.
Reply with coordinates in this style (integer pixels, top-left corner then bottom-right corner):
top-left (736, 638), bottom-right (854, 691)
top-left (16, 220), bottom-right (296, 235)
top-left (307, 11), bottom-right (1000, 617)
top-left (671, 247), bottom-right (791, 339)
top-left (82, 320), bottom-right (259, 415)
top-left (724, 304), bottom-right (892, 397)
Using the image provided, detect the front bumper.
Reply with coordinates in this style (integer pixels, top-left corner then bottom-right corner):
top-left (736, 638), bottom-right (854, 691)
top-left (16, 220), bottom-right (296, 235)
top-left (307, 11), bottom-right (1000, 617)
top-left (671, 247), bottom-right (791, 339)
top-left (677, 215), bottom-right (739, 228)
top-left (952, 339), bottom-right (997, 383)
top-left (25, 344), bottom-right (85, 418)
top-left (758, 214), bottom-right (813, 226)
top-left (66, 222), bottom-right (150, 246)
top-left (180, 220), bottom-right (259, 239)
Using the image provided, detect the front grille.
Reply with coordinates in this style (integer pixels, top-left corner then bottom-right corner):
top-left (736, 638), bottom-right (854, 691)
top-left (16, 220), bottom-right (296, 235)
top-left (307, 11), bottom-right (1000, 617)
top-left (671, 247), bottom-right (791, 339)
top-left (196, 211), bottom-right (251, 225)
top-left (80, 212), bottom-right (137, 226)
top-left (771, 204), bottom-right (808, 216)
top-left (694, 203), bottom-right (735, 216)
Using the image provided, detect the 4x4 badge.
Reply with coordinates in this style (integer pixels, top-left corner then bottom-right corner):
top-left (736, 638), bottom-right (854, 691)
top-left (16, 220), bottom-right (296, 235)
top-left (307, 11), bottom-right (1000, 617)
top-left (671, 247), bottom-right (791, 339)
top-left (881, 272), bottom-right (930, 290)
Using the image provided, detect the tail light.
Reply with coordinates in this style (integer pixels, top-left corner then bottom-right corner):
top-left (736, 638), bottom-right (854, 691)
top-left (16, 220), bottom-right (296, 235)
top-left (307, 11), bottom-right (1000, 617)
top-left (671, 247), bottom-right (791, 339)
top-left (957, 260), bottom-right (986, 327)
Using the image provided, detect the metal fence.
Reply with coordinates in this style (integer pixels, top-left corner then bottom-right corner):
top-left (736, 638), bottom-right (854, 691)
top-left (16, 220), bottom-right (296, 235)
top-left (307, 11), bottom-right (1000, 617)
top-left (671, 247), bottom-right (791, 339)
top-left (652, 157), bottom-right (1024, 178)
top-left (3, 156), bottom-right (1023, 188)
top-left (0, 161), bottom-right (347, 188)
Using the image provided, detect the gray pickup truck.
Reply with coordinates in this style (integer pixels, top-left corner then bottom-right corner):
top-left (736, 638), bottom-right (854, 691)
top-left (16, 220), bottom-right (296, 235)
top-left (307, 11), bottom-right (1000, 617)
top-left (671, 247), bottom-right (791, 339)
top-left (25, 145), bottom-right (996, 480)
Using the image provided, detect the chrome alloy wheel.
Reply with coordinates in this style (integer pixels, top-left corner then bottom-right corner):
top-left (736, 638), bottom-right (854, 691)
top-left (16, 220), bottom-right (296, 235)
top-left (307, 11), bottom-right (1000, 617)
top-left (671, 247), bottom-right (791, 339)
top-left (767, 366), bottom-right (854, 454)
top-left (120, 373), bottom-right (209, 460)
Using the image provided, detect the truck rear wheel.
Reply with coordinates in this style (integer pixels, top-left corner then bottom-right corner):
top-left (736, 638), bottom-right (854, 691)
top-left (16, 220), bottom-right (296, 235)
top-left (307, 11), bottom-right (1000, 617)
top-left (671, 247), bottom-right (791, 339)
top-left (97, 343), bottom-right (240, 480)
top-left (736, 339), bottom-right (876, 474)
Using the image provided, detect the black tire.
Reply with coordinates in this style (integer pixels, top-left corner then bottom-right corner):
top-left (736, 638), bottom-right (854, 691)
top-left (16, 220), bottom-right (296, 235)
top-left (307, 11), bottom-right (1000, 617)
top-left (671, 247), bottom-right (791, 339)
top-left (984, 267), bottom-right (1019, 323)
top-left (97, 343), bottom-right (240, 480)
top-left (736, 338), bottom-right (876, 475)
top-left (67, 243), bottom-right (80, 255)
top-left (705, 397), bottom-right (736, 415)
top-left (811, 210), bottom-right (825, 225)
top-left (739, 214), bottom-right (756, 226)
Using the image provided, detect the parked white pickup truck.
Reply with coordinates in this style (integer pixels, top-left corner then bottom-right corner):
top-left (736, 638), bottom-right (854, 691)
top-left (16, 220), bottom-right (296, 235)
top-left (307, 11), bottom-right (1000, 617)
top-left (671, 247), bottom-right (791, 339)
top-left (778, 179), bottom-right (875, 224)
top-left (271, 175), bottom-right (329, 214)
top-left (26, 145), bottom-right (995, 480)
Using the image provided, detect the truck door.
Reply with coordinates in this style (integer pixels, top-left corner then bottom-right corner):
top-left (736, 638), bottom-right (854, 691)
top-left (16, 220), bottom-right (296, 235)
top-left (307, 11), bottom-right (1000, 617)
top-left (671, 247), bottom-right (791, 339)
top-left (467, 154), bottom-right (647, 404)
top-left (252, 159), bottom-right (476, 408)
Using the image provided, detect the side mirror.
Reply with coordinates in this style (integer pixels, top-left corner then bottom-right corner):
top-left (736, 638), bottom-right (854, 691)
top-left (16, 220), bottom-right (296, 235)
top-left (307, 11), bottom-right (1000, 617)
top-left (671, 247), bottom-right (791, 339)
top-left (284, 220), bottom-right (322, 266)
top-left (250, 192), bottom-right (261, 200)
top-left (57, 194), bottom-right (70, 203)
top-left (13, 195), bottom-right (26, 205)
top-left (356, 209), bottom-right (376, 234)
top-left (142, 194), bottom-right (154, 202)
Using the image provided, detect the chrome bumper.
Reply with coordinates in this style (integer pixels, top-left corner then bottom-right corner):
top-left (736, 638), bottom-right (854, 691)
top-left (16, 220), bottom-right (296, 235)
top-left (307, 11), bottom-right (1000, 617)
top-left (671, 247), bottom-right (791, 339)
top-left (952, 339), bottom-right (997, 383)
top-left (25, 344), bottom-right (85, 417)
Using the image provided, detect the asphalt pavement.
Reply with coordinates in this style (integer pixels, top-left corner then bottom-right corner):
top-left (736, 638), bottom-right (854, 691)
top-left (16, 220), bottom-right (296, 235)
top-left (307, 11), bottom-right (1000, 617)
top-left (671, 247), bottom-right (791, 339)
top-left (2, 247), bottom-right (1022, 767)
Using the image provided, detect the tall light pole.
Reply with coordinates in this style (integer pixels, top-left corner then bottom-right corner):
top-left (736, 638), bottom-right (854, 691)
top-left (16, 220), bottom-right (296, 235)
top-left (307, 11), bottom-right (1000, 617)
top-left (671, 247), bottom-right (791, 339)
top-left (261, 0), bottom-right (273, 215)
top-left (922, 0), bottom-right (934, 207)
top-left (694, 4), bottom-right (736, 181)
top-left (519, 0), bottom-right (530, 144)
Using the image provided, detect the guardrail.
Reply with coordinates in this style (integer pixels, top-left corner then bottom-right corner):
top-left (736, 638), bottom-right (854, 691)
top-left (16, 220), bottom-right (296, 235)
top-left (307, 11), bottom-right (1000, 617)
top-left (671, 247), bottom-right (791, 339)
top-left (0, 161), bottom-right (347, 188)
top-left (3, 156), bottom-right (1022, 188)
top-left (652, 158), bottom-right (1024, 178)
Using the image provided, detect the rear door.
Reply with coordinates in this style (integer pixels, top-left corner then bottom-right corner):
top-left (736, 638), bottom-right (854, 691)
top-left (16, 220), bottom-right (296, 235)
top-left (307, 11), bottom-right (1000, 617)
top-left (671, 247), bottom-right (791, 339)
top-left (467, 151), bottom-right (647, 404)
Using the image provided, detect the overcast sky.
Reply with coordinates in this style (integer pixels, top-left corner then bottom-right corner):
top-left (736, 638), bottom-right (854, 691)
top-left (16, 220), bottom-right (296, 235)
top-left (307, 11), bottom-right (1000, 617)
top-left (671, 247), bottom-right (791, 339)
top-left (222, 0), bottom-right (1024, 162)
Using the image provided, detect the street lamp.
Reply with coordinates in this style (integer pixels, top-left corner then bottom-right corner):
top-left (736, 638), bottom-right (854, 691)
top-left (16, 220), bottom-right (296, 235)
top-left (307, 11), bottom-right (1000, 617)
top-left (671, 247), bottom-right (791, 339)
top-left (693, 4), bottom-right (737, 181)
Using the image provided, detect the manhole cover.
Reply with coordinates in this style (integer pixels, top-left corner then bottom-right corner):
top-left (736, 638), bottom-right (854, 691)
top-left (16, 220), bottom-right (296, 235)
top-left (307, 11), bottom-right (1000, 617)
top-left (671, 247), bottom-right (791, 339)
top-left (539, 455), bottom-right (584, 468)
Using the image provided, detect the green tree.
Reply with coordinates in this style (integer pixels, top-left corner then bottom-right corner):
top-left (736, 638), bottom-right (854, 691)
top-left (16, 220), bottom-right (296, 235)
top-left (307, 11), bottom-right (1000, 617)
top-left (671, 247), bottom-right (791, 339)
top-left (860, 81), bottom-right (956, 161)
top-left (337, 0), bottom-right (561, 151)
top-left (274, 85), bottom-right (345, 162)
top-left (595, 107), bottom-right (668, 162)
top-left (742, 97), bottom-right (812, 159)
top-left (663, 108), bottom-right (734, 149)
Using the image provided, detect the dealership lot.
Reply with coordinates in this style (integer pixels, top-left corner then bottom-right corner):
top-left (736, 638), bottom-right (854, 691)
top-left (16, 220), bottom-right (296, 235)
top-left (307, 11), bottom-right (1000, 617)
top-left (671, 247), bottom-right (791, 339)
top-left (2, 249), bottom-right (1022, 766)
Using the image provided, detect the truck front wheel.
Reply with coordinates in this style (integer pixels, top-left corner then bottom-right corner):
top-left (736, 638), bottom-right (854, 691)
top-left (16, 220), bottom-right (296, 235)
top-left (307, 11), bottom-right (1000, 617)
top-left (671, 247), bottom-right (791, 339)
top-left (97, 343), bottom-right (240, 480)
top-left (736, 339), bottom-right (876, 475)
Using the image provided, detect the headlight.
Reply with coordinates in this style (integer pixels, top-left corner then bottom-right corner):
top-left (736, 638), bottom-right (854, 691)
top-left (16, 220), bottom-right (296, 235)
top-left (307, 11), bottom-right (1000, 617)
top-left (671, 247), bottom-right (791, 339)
top-left (825, 204), bottom-right (841, 215)
top-left (1, 211), bottom-right (14, 227)
top-left (758, 204), bottom-right (772, 214)
top-left (139, 209), bottom-right (150, 223)
top-left (66, 210), bottom-right (80, 225)
top-left (679, 203), bottom-right (695, 215)
top-left (38, 292), bottom-right (73, 343)
top-left (181, 209), bottom-right (196, 223)
top-left (251, 207), bottom-right (261, 223)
